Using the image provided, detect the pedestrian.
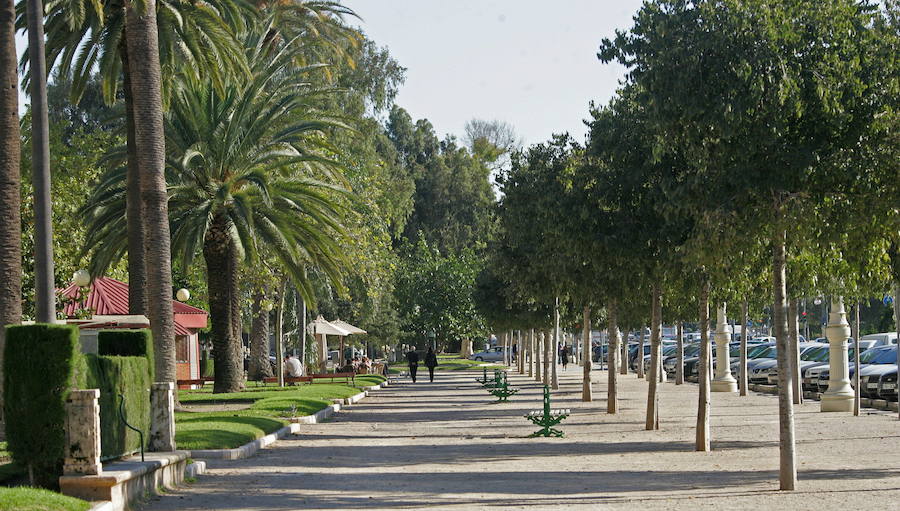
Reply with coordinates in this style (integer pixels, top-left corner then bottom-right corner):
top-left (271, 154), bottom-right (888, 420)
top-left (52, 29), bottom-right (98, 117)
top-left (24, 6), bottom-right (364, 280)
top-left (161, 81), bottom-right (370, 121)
top-left (406, 346), bottom-right (420, 383)
top-left (561, 345), bottom-right (570, 371)
top-left (512, 342), bottom-right (518, 363)
top-left (424, 346), bottom-right (438, 382)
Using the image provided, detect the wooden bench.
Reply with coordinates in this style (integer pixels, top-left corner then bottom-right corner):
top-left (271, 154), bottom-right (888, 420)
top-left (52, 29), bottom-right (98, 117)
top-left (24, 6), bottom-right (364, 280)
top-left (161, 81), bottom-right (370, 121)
top-left (176, 377), bottom-right (215, 389)
top-left (307, 372), bottom-right (355, 384)
top-left (260, 376), bottom-right (312, 385)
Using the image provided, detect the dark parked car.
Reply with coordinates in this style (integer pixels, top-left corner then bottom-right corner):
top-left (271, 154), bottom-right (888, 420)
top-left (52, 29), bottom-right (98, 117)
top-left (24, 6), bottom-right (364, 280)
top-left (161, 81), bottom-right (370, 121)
top-left (817, 345), bottom-right (897, 394)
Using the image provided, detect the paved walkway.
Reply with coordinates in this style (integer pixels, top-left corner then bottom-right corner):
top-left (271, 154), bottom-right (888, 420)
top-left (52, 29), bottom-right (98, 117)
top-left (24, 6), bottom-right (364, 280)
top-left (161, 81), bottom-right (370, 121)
top-left (144, 366), bottom-right (900, 510)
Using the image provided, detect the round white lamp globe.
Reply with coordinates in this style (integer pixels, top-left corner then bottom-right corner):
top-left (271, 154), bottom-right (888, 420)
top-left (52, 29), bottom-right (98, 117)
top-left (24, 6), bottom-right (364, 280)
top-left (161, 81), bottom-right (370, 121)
top-left (264, 302), bottom-right (275, 312)
top-left (176, 288), bottom-right (191, 302)
top-left (73, 269), bottom-right (91, 288)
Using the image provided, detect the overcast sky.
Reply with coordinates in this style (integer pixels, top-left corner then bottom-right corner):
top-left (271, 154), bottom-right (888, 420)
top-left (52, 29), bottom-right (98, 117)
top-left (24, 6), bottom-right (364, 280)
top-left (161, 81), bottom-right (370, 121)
top-left (16, 0), bottom-right (643, 146)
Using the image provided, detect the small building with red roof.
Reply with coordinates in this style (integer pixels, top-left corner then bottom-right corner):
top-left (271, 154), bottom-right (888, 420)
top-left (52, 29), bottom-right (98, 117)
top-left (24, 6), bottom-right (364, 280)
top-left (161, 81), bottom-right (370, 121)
top-left (59, 276), bottom-right (208, 381)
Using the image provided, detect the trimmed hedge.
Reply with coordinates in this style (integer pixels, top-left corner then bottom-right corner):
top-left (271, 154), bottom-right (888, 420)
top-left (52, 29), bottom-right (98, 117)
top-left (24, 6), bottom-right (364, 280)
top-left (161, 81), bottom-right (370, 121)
top-left (97, 329), bottom-right (154, 381)
top-left (3, 324), bottom-right (82, 488)
top-left (84, 355), bottom-right (152, 460)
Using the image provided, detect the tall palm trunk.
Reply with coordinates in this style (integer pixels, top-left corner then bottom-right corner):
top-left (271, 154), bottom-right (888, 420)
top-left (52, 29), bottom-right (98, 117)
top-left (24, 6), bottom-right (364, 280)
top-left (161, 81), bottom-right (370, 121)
top-left (772, 204), bottom-right (796, 490)
top-left (646, 284), bottom-right (662, 430)
top-left (248, 291), bottom-right (273, 381)
top-left (120, 43), bottom-right (147, 316)
top-left (696, 278), bottom-right (711, 451)
top-left (125, 0), bottom-right (176, 385)
top-left (607, 299), bottom-right (619, 413)
top-left (26, 0), bottom-right (55, 322)
top-left (205, 216), bottom-right (243, 393)
top-left (740, 300), bottom-right (749, 396)
top-left (0, 0), bottom-right (23, 417)
top-left (582, 306), bottom-right (592, 402)
top-left (274, 281), bottom-right (286, 387)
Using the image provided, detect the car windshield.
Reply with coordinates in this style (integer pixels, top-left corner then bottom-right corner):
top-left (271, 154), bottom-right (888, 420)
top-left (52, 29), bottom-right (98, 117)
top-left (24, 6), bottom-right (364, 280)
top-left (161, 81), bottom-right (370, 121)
top-left (754, 346), bottom-right (776, 359)
top-left (860, 346), bottom-right (897, 364)
top-left (729, 347), bottom-right (740, 358)
top-left (684, 345), bottom-right (701, 357)
top-left (801, 347), bottom-right (827, 362)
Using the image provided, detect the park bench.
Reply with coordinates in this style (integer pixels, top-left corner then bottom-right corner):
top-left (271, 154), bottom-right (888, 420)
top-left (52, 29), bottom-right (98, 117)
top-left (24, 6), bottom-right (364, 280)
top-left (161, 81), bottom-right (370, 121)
top-left (260, 376), bottom-right (313, 385)
top-left (176, 377), bottom-right (215, 389)
top-left (307, 372), bottom-right (356, 384)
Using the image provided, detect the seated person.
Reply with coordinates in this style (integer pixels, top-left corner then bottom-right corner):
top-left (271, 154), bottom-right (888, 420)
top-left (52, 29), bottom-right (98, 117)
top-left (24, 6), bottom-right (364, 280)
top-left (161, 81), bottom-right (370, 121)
top-left (284, 355), bottom-right (303, 380)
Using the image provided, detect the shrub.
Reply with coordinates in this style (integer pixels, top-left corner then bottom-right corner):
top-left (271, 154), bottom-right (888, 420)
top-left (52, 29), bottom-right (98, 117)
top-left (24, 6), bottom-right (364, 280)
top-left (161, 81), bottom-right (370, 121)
top-left (84, 355), bottom-right (152, 459)
top-left (3, 324), bottom-right (82, 488)
top-left (97, 329), bottom-right (154, 381)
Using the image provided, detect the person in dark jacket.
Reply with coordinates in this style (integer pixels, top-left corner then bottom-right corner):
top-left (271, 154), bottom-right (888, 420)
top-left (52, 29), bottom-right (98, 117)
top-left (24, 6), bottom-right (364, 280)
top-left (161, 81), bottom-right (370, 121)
top-left (424, 347), bottom-right (438, 382)
top-left (561, 345), bottom-right (570, 371)
top-left (406, 347), bottom-right (420, 382)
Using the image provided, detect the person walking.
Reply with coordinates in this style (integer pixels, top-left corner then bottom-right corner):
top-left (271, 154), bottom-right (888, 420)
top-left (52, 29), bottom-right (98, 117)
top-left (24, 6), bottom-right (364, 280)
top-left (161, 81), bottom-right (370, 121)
top-left (561, 345), bottom-right (570, 371)
top-left (424, 346), bottom-right (438, 382)
top-left (406, 346), bottom-right (420, 383)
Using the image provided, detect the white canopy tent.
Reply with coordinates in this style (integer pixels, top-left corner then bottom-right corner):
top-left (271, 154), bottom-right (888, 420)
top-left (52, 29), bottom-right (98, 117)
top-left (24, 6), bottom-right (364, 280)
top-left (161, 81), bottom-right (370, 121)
top-left (331, 319), bottom-right (367, 365)
top-left (307, 316), bottom-right (351, 370)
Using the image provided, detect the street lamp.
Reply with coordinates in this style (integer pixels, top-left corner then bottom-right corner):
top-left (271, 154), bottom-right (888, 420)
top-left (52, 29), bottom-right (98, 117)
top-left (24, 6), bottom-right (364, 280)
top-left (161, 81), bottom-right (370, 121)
top-left (176, 288), bottom-right (191, 302)
top-left (73, 269), bottom-right (91, 288)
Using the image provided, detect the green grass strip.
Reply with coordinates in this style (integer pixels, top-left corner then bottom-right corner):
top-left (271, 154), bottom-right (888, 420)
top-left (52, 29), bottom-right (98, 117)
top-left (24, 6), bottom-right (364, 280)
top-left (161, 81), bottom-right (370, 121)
top-left (0, 487), bottom-right (90, 511)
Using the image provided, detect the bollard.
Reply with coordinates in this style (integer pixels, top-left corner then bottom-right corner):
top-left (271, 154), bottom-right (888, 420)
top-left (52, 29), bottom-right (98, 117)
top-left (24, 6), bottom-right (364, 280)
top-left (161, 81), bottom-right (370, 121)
top-left (64, 389), bottom-right (103, 475)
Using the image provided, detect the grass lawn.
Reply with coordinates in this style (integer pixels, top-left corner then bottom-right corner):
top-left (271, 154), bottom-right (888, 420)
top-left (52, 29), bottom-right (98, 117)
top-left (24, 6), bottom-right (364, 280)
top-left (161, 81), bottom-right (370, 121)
top-left (175, 375), bottom-right (385, 450)
top-left (436, 356), bottom-right (504, 372)
top-left (0, 487), bottom-right (90, 511)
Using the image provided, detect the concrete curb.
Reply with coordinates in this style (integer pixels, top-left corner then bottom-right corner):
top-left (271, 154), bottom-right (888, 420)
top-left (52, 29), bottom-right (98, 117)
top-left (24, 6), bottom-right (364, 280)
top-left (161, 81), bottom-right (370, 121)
top-left (185, 460), bottom-right (206, 478)
top-left (188, 379), bottom-right (387, 461)
top-left (87, 501), bottom-right (115, 511)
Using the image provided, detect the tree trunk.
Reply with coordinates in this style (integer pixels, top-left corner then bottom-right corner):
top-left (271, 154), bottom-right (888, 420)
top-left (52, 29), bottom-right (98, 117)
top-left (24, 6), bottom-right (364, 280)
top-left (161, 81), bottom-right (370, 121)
top-left (740, 300), bottom-right (749, 396)
top-left (788, 298), bottom-right (802, 404)
top-left (637, 325), bottom-right (646, 379)
top-left (0, 0), bottom-right (22, 418)
top-left (248, 291), bottom-right (273, 381)
top-left (675, 321), bottom-right (684, 385)
top-left (528, 329), bottom-right (534, 377)
top-left (204, 217), bottom-right (243, 393)
top-left (126, 0), bottom-right (176, 385)
top-left (772, 209), bottom-right (797, 490)
top-left (696, 278), bottom-right (711, 451)
top-left (551, 297), bottom-right (560, 390)
top-left (893, 281), bottom-right (900, 421)
top-left (646, 284), bottom-right (662, 430)
top-left (852, 301), bottom-right (860, 416)
top-left (534, 330), bottom-right (543, 383)
top-left (582, 306), bottom-right (592, 402)
top-left (120, 44), bottom-right (147, 316)
top-left (607, 299), bottom-right (619, 414)
top-left (275, 281), bottom-right (285, 387)
top-left (26, 0), bottom-right (55, 322)
top-left (620, 325), bottom-right (628, 375)
top-left (543, 329), bottom-right (551, 387)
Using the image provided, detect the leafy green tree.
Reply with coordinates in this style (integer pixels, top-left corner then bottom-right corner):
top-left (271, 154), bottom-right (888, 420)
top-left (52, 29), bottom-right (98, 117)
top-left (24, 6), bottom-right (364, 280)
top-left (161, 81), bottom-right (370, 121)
top-left (601, 0), bottom-right (894, 488)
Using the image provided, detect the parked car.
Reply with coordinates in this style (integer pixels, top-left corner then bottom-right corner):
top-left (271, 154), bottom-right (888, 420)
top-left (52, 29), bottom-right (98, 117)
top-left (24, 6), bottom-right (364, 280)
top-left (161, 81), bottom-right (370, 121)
top-left (664, 344), bottom-right (702, 376)
top-left (764, 344), bottom-right (829, 384)
top-left (817, 345), bottom-right (897, 393)
top-left (876, 367), bottom-right (897, 401)
top-left (642, 345), bottom-right (678, 374)
top-left (469, 346), bottom-right (505, 362)
top-left (859, 332), bottom-right (898, 347)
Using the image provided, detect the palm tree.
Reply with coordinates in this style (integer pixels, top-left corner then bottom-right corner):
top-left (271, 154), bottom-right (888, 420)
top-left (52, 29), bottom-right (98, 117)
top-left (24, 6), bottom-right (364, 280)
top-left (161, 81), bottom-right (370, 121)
top-left (84, 26), bottom-right (353, 392)
top-left (122, 0), bottom-right (177, 384)
top-left (0, 0), bottom-right (23, 414)
top-left (24, 0), bottom-right (55, 322)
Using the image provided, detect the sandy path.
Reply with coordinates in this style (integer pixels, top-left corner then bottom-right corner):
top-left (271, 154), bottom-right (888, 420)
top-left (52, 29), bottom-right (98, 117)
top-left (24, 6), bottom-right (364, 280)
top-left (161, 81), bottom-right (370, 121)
top-left (143, 366), bottom-right (900, 510)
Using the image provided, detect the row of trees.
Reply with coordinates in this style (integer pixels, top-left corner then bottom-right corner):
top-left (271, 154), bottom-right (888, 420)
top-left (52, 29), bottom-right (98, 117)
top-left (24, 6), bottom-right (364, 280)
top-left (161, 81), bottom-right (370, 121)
top-left (487, 0), bottom-right (898, 491)
top-left (1, 1), bottom-right (505, 395)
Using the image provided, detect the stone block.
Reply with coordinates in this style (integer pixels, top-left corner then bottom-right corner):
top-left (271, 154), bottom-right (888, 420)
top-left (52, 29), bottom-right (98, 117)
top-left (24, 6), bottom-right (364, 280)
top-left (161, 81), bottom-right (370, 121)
top-left (149, 382), bottom-right (176, 452)
top-left (64, 389), bottom-right (103, 476)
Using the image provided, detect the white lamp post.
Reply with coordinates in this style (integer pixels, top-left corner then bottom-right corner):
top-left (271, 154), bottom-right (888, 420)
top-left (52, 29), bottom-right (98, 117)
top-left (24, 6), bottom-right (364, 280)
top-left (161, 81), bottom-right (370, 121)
top-left (712, 303), bottom-right (738, 392)
top-left (176, 288), bottom-right (190, 302)
top-left (821, 297), bottom-right (854, 412)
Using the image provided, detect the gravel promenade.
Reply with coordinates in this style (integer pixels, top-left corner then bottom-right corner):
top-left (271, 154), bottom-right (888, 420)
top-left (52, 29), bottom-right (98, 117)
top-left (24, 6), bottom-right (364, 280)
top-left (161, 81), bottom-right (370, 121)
top-left (143, 365), bottom-right (900, 510)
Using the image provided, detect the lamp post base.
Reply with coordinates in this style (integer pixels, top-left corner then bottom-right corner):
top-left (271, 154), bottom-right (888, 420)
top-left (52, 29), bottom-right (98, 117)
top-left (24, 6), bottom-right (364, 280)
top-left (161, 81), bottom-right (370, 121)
top-left (821, 391), bottom-right (854, 412)
top-left (711, 379), bottom-right (738, 393)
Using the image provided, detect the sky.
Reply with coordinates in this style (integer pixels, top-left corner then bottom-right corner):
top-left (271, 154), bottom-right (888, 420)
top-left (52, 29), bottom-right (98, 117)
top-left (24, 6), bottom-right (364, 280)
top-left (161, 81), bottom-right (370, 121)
top-left (16, 0), bottom-right (644, 146)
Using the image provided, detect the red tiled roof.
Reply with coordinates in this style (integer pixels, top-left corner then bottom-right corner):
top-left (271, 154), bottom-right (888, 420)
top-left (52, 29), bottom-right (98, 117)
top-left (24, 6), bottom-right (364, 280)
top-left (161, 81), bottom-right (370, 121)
top-left (60, 277), bottom-right (208, 334)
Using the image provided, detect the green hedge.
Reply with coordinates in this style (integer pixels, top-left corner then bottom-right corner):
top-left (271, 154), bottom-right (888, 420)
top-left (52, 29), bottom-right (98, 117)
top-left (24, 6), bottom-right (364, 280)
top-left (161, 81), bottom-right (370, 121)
top-left (3, 324), bottom-right (82, 488)
top-left (97, 329), bottom-right (154, 381)
top-left (84, 355), bottom-right (152, 460)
